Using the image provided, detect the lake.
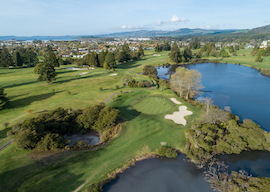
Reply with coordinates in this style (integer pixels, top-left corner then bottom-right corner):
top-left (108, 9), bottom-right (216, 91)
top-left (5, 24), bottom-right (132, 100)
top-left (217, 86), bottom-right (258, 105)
top-left (105, 63), bottom-right (270, 192)
top-left (157, 63), bottom-right (270, 132)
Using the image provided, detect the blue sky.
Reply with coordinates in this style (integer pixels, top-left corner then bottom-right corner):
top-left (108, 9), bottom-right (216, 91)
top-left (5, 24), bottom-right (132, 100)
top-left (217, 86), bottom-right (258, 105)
top-left (0, 0), bottom-right (269, 36)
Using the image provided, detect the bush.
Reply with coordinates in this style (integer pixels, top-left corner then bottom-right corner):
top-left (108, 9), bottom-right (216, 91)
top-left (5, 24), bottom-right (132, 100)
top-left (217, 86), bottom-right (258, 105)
top-left (145, 81), bottom-right (151, 87)
top-left (115, 85), bottom-right (119, 89)
top-left (86, 183), bottom-right (102, 192)
top-left (156, 147), bottom-right (178, 158)
top-left (232, 52), bottom-right (237, 56)
top-left (99, 87), bottom-right (103, 91)
top-left (143, 65), bottom-right (157, 77)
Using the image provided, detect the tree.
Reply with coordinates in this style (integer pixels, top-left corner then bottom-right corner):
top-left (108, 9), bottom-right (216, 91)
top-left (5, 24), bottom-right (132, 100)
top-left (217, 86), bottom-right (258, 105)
top-left (45, 52), bottom-right (59, 67)
top-left (255, 52), bottom-right (262, 62)
top-left (0, 45), bottom-right (13, 68)
top-left (143, 65), bottom-right (157, 77)
top-left (131, 51), bottom-right (139, 60)
top-left (162, 41), bottom-right (171, 51)
top-left (155, 44), bottom-right (160, 52)
top-left (138, 44), bottom-right (144, 57)
top-left (202, 108), bottom-right (230, 124)
top-left (122, 74), bottom-right (133, 85)
top-left (103, 62), bottom-right (109, 69)
top-left (170, 67), bottom-right (189, 97)
top-left (105, 52), bottom-right (116, 68)
top-left (182, 47), bottom-right (192, 61)
top-left (87, 52), bottom-right (99, 67)
top-left (14, 51), bottom-right (23, 66)
top-left (219, 48), bottom-right (229, 57)
top-left (169, 42), bottom-right (181, 63)
top-left (170, 67), bottom-right (203, 99)
top-left (228, 46), bottom-right (234, 53)
top-left (38, 62), bottom-right (57, 84)
top-left (98, 50), bottom-right (107, 67)
top-left (117, 51), bottom-right (126, 63)
top-left (23, 49), bottom-right (38, 66)
top-left (34, 63), bottom-right (43, 74)
top-left (204, 97), bottom-right (214, 115)
top-left (0, 86), bottom-right (8, 110)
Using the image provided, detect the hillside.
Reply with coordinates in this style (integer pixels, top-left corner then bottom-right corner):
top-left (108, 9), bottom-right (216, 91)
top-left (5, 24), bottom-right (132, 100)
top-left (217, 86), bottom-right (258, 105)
top-left (247, 25), bottom-right (270, 34)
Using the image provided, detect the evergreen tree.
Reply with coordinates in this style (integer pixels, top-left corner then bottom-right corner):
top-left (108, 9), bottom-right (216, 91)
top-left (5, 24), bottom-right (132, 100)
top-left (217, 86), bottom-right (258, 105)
top-left (183, 47), bottom-right (192, 61)
top-left (119, 42), bottom-right (131, 62)
top-left (163, 41), bottom-right (171, 51)
top-left (0, 45), bottom-right (13, 68)
top-left (169, 42), bottom-right (182, 63)
top-left (23, 49), bottom-right (38, 66)
top-left (38, 62), bottom-right (56, 84)
top-left (105, 52), bottom-right (116, 68)
top-left (87, 52), bottom-right (99, 67)
top-left (138, 44), bottom-right (144, 57)
top-left (46, 52), bottom-right (59, 67)
top-left (14, 51), bottom-right (23, 66)
top-left (155, 44), bottom-right (160, 52)
top-left (117, 51), bottom-right (126, 63)
top-left (98, 50), bottom-right (106, 67)
top-left (0, 86), bottom-right (8, 110)
top-left (255, 52), bottom-right (262, 62)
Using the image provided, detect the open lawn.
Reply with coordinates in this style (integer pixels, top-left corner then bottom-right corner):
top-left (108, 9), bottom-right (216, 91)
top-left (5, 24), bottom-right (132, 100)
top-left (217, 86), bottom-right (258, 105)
top-left (0, 90), bottom-right (200, 192)
top-left (208, 48), bottom-right (270, 70)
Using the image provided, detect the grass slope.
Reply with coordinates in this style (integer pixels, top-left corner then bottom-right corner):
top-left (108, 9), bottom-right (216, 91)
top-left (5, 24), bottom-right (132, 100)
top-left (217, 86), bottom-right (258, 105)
top-left (0, 90), bottom-right (200, 192)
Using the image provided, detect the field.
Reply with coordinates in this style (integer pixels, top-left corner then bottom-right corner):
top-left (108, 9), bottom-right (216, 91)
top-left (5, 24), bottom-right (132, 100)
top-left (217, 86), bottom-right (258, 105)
top-left (0, 50), bottom-right (200, 191)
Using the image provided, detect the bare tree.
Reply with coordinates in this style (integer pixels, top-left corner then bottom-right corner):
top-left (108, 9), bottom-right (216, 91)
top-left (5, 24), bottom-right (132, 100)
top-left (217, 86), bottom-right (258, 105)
top-left (204, 97), bottom-right (214, 115)
top-left (170, 67), bottom-right (203, 99)
top-left (202, 108), bottom-right (230, 124)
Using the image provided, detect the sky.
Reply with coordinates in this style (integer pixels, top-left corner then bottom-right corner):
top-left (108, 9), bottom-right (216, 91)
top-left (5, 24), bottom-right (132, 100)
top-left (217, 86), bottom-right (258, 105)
top-left (0, 0), bottom-right (269, 36)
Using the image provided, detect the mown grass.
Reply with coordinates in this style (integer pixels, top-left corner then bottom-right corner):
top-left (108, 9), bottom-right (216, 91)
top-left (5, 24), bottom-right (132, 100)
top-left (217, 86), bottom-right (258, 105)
top-left (208, 48), bottom-right (270, 70)
top-left (0, 90), bottom-right (200, 192)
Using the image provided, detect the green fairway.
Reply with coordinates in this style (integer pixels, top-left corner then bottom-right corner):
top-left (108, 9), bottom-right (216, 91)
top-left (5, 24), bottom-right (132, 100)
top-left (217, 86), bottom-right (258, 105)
top-left (133, 96), bottom-right (173, 115)
top-left (0, 90), bottom-right (201, 192)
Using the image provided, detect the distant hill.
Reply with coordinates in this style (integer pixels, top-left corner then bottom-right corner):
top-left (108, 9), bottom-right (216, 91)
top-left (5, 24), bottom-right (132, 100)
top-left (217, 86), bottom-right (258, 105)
top-left (93, 28), bottom-right (236, 38)
top-left (247, 25), bottom-right (270, 34)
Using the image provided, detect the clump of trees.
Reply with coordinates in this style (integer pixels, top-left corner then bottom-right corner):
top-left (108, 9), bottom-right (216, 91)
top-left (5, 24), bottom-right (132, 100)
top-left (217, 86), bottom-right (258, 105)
top-left (10, 104), bottom-right (119, 150)
top-left (185, 118), bottom-right (270, 163)
top-left (156, 146), bottom-right (178, 158)
top-left (218, 48), bottom-right (229, 57)
top-left (143, 65), bottom-right (157, 78)
top-left (0, 86), bottom-right (8, 110)
top-left (255, 52), bottom-right (263, 62)
top-left (189, 38), bottom-right (201, 50)
top-left (170, 67), bottom-right (203, 99)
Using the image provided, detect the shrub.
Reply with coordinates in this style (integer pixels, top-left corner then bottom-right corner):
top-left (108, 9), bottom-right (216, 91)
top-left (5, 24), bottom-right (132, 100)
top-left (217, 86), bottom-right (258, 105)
top-left (99, 87), bottom-right (103, 91)
top-left (115, 85), bottom-right (119, 89)
top-left (156, 146), bottom-right (178, 158)
top-left (145, 81), bottom-right (151, 87)
top-left (242, 54), bottom-right (246, 56)
top-left (86, 183), bottom-right (102, 192)
top-left (232, 52), bottom-right (237, 56)
top-left (3, 122), bottom-right (10, 128)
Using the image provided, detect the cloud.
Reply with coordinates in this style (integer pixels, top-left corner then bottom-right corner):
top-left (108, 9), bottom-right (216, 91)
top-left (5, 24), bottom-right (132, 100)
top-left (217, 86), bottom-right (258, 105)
top-left (156, 20), bottom-right (167, 26)
top-left (112, 14), bottom-right (189, 30)
top-left (170, 15), bottom-right (189, 23)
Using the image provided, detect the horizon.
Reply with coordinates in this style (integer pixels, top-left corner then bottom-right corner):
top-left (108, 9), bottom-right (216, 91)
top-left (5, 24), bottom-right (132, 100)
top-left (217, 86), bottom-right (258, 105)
top-left (1, 0), bottom-right (269, 36)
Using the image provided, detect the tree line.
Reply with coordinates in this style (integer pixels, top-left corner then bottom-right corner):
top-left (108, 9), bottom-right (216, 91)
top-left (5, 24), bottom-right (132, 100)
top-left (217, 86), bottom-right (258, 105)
top-left (0, 46), bottom-right (38, 68)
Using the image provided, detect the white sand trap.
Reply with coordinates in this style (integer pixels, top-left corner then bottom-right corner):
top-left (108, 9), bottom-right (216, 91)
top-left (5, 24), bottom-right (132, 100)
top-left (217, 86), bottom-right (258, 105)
top-left (170, 98), bottom-right (181, 104)
top-left (109, 73), bottom-right (118, 76)
top-left (153, 54), bottom-right (161, 56)
top-left (164, 106), bottom-right (193, 126)
top-left (79, 72), bottom-right (88, 75)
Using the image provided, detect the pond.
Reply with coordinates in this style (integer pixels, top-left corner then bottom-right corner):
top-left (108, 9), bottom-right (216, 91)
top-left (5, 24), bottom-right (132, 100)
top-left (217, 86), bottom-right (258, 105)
top-left (104, 154), bottom-right (214, 192)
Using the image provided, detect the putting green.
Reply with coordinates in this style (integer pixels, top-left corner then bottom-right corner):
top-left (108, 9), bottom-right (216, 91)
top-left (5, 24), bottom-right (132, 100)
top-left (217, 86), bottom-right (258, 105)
top-left (133, 96), bottom-right (173, 115)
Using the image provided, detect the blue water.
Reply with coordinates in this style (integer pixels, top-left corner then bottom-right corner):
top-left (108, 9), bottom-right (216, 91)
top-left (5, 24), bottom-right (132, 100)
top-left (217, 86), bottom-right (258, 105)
top-left (157, 63), bottom-right (270, 131)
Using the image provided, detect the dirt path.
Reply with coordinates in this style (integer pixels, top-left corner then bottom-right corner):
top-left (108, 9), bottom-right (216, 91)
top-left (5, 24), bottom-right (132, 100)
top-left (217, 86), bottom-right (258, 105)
top-left (130, 69), bottom-right (140, 78)
top-left (0, 139), bottom-right (13, 151)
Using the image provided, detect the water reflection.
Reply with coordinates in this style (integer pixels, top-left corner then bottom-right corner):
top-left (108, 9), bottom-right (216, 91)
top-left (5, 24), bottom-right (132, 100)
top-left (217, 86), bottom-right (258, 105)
top-left (103, 154), bottom-right (213, 192)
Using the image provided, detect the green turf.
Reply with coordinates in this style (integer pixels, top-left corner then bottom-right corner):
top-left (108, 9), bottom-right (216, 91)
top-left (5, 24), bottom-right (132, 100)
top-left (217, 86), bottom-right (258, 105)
top-left (0, 90), bottom-right (201, 192)
top-left (133, 96), bottom-right (173, 114)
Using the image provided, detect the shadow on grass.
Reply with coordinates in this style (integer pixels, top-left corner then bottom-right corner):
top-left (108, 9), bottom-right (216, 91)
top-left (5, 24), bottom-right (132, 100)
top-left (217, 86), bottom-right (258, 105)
top-left (2, 80), bottom-right (37, 89)
top-left (56, 70), bottom-right (78, 75)
top-left (0, 159), bottom-right (85, 192)
top-left (0, 127), bottom-right (11, 140)
top-left (55, 72), bottom-right (108, 84)
top-left (7, 91), bottom-right (63, 109)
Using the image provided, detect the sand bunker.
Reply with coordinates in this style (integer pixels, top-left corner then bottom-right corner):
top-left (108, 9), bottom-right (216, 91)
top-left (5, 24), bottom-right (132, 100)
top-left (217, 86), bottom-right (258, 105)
top-left (109, 73), bottom-right (118, 76)
top-left (164, 106), bottom-right (193, 126)
top-left (153, 54), bottom-right (161, 56)
top-left (79, 72), bottom-right (88, 75)
top-left (170, 98), bottom-right (181, 105)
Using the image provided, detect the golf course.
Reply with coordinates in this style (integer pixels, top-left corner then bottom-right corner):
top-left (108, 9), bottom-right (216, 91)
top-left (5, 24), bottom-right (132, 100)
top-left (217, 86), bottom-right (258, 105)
top-left (0, 48), bottom-right (269, 191)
